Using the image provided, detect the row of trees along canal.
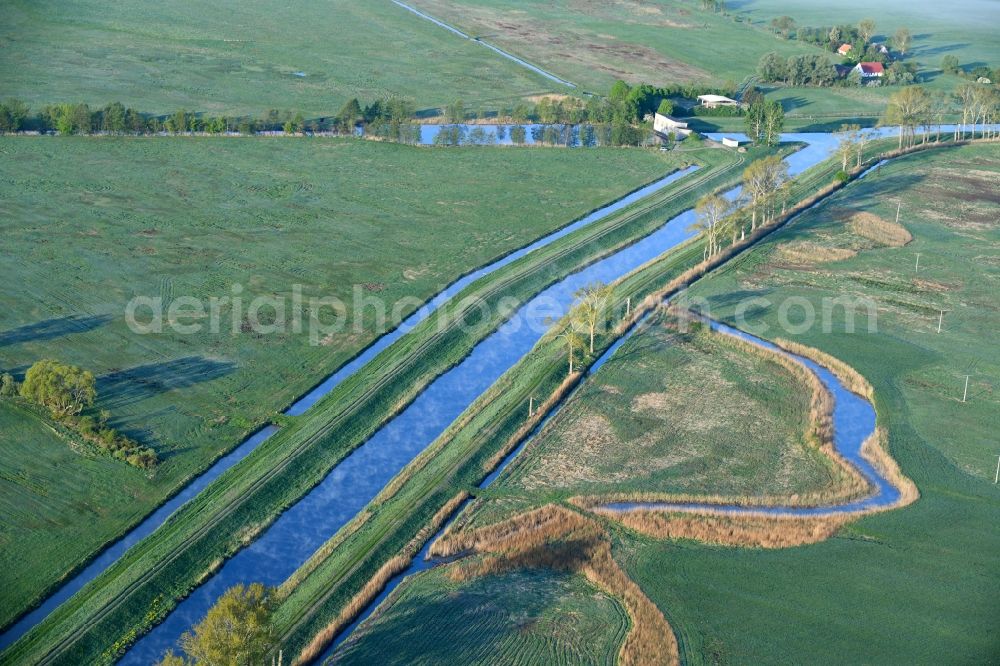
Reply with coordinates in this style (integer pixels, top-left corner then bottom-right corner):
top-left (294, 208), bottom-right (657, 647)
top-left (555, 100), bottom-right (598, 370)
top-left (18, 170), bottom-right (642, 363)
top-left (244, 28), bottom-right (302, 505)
top-left (0, 78), bottom-right (736, 146)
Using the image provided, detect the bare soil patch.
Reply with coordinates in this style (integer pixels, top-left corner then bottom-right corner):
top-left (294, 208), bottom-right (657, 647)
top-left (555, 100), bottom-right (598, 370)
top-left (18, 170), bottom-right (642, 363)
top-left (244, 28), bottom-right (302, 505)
top-left (846, 211), bottom-right (912, 247)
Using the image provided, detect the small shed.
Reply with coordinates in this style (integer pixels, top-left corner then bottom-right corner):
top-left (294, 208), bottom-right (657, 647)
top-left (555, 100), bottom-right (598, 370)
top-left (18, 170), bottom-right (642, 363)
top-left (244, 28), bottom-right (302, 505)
top-left (721, 137), bottom-right (743, 148)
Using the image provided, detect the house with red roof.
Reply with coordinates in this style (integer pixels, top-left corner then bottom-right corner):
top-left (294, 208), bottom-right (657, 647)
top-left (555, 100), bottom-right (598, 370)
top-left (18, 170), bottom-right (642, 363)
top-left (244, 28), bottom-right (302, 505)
top-left (853, 61), bottom-right (885, 80)
top-left (837, 43), bottom-right (853, 56)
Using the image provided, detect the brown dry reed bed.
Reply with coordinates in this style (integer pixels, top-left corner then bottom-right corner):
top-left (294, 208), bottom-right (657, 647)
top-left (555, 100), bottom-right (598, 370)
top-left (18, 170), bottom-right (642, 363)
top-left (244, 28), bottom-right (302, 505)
top-left (599, 509), bottom-right (854, 548)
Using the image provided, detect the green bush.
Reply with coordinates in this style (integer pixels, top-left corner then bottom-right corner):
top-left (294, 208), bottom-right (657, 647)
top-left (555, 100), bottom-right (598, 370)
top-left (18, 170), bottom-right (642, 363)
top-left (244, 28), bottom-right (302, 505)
top-left (19, 359), bottom-right (95, 418)
top-left (693, 105), bottom-right (743, 117)
top-left (0, 372), bottom-right (18, 397)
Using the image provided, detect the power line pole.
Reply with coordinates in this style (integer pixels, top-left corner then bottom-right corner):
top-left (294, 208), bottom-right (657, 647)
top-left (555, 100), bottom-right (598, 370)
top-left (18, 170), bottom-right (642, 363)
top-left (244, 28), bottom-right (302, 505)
top-left (528, 396), bottom-right (534, 417)
top-left (896, 201), bottom-right (901, 225)
top-left (937, 310), bottom-right (944, 333)
top-left (962, 375), bottom-right (970, 403)
top-left (915, 252), bottom-right (921, 273)
top-left (994, 455), bottom-right (1000, 484)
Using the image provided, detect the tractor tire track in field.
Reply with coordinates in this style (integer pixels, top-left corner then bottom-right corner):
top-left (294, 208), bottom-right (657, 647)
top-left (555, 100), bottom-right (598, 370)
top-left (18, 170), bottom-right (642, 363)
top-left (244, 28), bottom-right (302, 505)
top-left (390, 0), bottom-right (577, 89)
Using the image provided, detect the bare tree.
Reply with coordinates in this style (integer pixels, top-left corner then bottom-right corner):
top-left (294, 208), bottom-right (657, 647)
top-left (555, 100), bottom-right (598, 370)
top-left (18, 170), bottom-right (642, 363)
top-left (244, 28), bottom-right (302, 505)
top-left (955, 83), bottom-right (978, 140)
top-left (858, 18), bottom-right (876, 44)
top-left (836, 123), bottom-right (860, 171)
top-left (741, 155), bottom-right (789, 230)
top-left (574, 282), bottom-right (613, 353)
top-left (893, 27), bottom-right (912, 56)
top-left (883, 86), bottom-right (931, 148)
top-left (557, 325), bottom-right (586, 375)
top-left (691, 194), bottom-right (732, 259)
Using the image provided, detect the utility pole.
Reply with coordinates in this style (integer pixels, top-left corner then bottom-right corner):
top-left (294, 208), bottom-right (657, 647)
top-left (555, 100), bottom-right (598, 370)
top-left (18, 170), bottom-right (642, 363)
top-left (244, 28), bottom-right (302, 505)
top-left (915, 253), bottom-right (921, 273)
top-left (626, 296), bottom-right (631, 316)
top-left (895, 201), bottom-right (901, 225)
top-left (528, 396), bottom-right (534, 417)
top-left (994, 455), bottom-right (1000, 484)
top-left (937, 310), bottom-right (944, 333)
top-left (962, 375), bottom-right (970, 402)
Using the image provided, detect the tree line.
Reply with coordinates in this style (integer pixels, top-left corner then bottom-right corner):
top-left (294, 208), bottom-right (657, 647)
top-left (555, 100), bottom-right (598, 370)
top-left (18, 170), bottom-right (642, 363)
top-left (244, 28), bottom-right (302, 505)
top-left (1, 360), bottom-right (157, 469)
top-left (552, 154), bottom-right (790, 373)
top-left (883, 84), bottom-right (1000, 148)
top-left (768, 16), bottom-right (910, 58)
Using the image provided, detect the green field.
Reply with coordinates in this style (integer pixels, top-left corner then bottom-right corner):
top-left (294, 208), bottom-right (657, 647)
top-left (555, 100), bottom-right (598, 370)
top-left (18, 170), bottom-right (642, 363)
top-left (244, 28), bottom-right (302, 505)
top-left (406, 0), bottom-right (816, 91)
top-left (488, 316), bottom-right (843, 501)
top-left (0, 136), bottom-right (680, 630)
top-left (628, 142), bottom-right (1000, 662)
top-left (0, 0), bottom-right (557, 116)
top-left (333, 567), bottom-right (628, 665)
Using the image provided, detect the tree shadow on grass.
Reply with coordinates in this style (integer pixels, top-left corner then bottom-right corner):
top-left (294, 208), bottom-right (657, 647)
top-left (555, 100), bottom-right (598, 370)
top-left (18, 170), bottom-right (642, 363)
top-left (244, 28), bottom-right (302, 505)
top-left (694, 289), bottom-right (774, 319)
top-left (912, 42), bottom-right (970, 59)
top-left (781, 96), bottom-right (811, 112)
top-left (850, 172), bottom-right (928, 202)
top-left (98, 356), bottom-right (236, 410)
top-left (0, 314), bottom-right (112, 348)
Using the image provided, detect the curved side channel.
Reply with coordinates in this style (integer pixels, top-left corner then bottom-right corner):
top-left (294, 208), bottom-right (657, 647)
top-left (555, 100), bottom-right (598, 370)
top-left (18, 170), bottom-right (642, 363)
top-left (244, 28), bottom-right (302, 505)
top-left (0, 167), bottom-right (697, 650)
top-left (121, 168), bottom-right (711, 664)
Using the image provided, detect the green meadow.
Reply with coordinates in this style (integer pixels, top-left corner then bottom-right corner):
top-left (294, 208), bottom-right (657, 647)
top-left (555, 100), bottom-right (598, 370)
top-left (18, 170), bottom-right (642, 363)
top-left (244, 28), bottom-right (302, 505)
top-left (0, 136), bottom-right (678, 629)
top-left (0, 0), bottom-right (556, 116)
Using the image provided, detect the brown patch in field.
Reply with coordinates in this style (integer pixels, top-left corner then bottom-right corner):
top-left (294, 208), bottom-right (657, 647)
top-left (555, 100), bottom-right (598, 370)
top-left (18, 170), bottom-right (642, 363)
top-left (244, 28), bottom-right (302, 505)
top-left (774, 241), bottom-right (857, 266)
top-left (409, 0), bottom-right (706, 82)
top-left (402, 267), bottom-right (429, 281)
top-left (138, 228), bottom-right (159, 236)
top-left (600, 509), bottom-right (852, 548)
top-left (912, 277), bottom-right (958, 292)
top-left (433, 505), bottom-right (679, 666)
top-left (846, 212), bottom-right (912, 247)
top-left (523, 93), bottom-right (574, 104)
